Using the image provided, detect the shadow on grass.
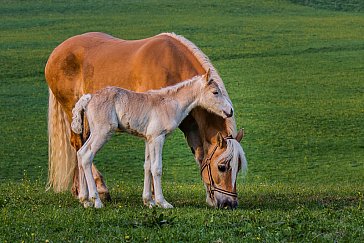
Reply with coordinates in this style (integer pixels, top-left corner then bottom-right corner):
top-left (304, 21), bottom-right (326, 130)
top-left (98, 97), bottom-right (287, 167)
top-left (104, 183), bottom-right (362, 211)
top-left (238, 192), bottom-right (360, 211)
top-left (0, 181), bottom-right (361, 211)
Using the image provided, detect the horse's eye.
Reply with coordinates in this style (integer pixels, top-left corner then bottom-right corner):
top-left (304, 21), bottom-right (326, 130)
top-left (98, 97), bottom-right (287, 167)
top-left (212, 91), bottom-right (218, 95)
top-left (218, 164), bottom-right (227, 172)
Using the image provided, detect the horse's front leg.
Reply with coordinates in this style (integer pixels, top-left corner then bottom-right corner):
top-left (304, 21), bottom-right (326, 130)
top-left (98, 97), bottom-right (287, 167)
top-left (179, 116), bottom-right (204, 164)
top-left (148, 135), bottom-right (173, 209)
top-left (143, 142), bottom-right (156, 208)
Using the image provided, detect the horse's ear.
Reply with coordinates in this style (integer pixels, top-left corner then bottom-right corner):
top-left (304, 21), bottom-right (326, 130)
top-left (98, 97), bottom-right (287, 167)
top-left (216, 132), bottom-right (227, 148)
top-left (205, 68), bottom-right (211, 83)
top-left (235, 129), bottom-right (245, 143)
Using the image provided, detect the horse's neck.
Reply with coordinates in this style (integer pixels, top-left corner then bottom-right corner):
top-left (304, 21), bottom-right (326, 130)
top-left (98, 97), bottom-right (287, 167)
top-left (192, 107), bottom-right (230, 146)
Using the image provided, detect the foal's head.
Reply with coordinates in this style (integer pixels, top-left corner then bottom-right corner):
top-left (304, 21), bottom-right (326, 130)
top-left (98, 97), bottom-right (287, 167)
top-left (198, 70), bottom-right (234, 119)
top-left (201, 130), bottom-right (246, 209)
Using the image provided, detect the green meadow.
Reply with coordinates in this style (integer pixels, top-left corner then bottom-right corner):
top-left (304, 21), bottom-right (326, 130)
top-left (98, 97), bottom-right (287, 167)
top-left (0, 0), bottom-right (363, 241)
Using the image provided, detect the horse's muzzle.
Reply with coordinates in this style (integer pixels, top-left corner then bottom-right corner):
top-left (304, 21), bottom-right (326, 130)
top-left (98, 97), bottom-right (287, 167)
top-left (217, 197), bottom-right (238, 209)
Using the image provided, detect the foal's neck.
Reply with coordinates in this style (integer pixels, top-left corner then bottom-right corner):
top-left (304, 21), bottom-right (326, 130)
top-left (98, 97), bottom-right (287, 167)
top-left (151, 77), bottom-right (203, 125)
top-left (166, 78), bottom-right (202, 113)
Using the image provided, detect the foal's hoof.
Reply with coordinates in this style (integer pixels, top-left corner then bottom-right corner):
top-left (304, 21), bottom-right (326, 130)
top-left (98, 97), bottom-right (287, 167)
top-left (157, 200), bottom-right (174, 209)
top-left (143, 199), bottom-right (156, 209)
top-left (93, 198), bottom-right (104, 209)
top-left (83, 200), bottom-right (94, 208)
top-left (99, 192), bottom-right (112, 202)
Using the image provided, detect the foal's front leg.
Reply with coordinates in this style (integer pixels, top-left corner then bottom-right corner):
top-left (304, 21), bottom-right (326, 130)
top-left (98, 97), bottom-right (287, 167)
top-left (143, 142), bottom-right (156, 208)
top-left (148, 135), bottom-right (173, 208)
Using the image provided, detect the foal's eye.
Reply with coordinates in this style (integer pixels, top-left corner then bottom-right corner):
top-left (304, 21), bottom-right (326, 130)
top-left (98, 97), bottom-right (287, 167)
top-left (212, 91), bottom-right (219, 95)
top-left (218, 164), bottom-right (227, 172)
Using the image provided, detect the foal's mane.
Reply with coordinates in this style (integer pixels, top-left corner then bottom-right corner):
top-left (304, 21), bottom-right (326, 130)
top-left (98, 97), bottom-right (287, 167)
top-left (147, 75), bottom-right (201, 96)
top-left (160, 33), bottom-right (237, 136)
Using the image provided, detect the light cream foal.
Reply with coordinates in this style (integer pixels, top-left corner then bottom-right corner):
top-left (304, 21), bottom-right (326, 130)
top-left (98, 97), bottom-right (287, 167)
top-left (71, 71), bottom-right (233, 208)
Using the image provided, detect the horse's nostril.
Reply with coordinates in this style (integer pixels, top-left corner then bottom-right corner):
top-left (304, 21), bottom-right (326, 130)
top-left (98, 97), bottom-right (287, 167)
top-left (231, 200), bottom-right (238, 209)
top-left (230, 108), bottom-right (233, 117)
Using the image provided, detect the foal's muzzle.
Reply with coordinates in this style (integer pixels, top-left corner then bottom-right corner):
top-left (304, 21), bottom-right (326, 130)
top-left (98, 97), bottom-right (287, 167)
top-left (224, 108), bottom-right (234, 118)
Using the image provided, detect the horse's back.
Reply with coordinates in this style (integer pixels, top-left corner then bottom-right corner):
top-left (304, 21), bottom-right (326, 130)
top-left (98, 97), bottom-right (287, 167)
top-left (45, 32), bottom-right (204, 114)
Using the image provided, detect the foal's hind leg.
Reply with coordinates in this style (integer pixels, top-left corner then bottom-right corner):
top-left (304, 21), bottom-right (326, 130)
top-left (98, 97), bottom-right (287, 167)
top-left (77, 130), bottom-right (111, 208)
top-left (71, 131), bottom-right (111, 202)
top-left (83, 118), bottom-right (111, 201)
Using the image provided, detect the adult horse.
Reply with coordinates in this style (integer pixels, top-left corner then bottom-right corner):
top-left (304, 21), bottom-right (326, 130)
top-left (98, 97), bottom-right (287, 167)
top-left (45, 32), bottom-right (247, 208)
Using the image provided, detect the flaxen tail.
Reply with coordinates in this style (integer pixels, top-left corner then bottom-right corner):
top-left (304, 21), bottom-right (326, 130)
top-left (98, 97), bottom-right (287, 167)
top-left (47, 88), bottom-right (76, 192)
top-left (71, 94), bottom-right (92, 134)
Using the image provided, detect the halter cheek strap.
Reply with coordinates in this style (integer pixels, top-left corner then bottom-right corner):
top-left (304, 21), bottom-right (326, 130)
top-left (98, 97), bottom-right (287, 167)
top-left (200, 136), bottom-right (237, 200)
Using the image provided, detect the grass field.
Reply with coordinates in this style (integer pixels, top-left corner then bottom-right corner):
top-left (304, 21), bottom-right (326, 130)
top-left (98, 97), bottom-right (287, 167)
top-left (1, 0), bottom-right (363, 242)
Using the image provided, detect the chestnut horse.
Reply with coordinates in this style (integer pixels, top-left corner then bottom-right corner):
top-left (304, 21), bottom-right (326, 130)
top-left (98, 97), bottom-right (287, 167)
top-left (45, 32), bottom-right (247, 208)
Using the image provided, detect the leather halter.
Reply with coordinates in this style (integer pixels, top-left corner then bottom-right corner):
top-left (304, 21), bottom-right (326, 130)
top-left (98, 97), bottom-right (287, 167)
top-left (200, 136), bottom-right (237, 200)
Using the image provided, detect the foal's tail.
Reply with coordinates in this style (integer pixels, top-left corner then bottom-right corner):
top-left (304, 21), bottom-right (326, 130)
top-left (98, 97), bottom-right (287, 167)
top-left (71, 94), bottom-right (92, 134)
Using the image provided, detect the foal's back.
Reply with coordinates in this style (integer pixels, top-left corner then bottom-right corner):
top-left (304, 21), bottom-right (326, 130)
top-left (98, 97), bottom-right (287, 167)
top-left (87, 87), bottom-right (171, 138)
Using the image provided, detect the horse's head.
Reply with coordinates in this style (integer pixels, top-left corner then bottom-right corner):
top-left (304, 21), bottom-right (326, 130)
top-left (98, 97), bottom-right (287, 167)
top-left (198, 69), bottom-right (234, 119)
top-left (201, 129), bottom-right (246, 209)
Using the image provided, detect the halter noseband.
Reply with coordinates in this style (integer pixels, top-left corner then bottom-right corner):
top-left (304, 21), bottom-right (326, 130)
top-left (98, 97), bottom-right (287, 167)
top-left (200, 136), bottom-right (237, 200)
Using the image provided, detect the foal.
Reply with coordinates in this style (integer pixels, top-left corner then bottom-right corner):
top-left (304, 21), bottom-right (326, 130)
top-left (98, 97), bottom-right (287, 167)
top-left (71, 71), bottom-right (233, 208)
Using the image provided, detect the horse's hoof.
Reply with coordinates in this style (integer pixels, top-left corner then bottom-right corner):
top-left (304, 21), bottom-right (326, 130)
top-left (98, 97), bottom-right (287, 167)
top-left (72, 187), bottom-right (79, 199)
top-left (99, 192), bottom-right (112, 202)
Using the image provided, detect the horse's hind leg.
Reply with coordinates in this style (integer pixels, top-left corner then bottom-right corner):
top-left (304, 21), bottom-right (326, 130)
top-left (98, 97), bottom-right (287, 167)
top-left (70, 132), bottom-right (82, 198)
top-left (92, 165), bottom-right (111, 201)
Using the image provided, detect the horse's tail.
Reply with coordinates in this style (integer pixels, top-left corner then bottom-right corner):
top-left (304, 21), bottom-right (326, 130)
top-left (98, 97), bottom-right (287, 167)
top-left (46, 88), bottom-right (77, 192)
top-left (71, 94), bottom-right (92, 134)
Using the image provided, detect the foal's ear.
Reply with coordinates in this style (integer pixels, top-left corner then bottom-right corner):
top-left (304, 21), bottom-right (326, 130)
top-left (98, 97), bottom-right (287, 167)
top-left (235, 129), bottom-right (245, 143)
top-left (216, 132), bottom-right (227, 148)
top-left (205, 68), bottom-right (211, 82)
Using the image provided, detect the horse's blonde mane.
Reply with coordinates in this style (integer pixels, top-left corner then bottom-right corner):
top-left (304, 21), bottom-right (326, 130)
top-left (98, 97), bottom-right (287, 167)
top-left (216, 139), bottom-right (247, 187)
top-left (161, 33), bottom-right (247, 182)
top-left (160, 32), bottom-right (237, 136)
